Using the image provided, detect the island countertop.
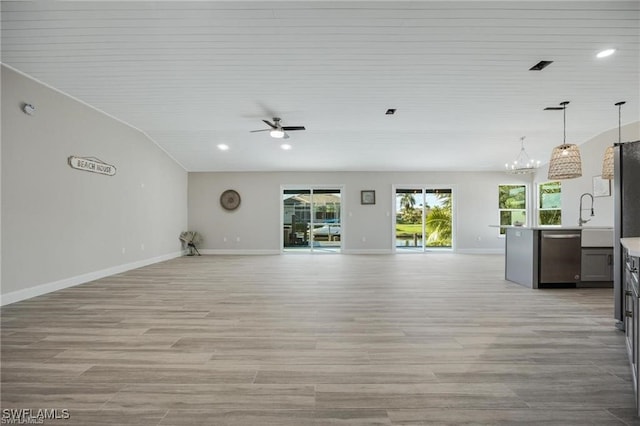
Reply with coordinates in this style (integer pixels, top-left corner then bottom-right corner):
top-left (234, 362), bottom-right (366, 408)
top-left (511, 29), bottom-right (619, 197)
top-left (621, 238), bottom-right (640, 257)
top-left (490, 225), bottom-right (613, 231)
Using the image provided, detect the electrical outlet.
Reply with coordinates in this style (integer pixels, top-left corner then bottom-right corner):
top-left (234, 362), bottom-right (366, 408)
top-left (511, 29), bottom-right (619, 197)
top-left (223, 237), bottom-right (227, 242)
top-left (141, 243), bottom-right (145, 250)
top-left (122, 247), bottom-right (126, 254)
top-left (236, 237), bottom-right (241, 242)
top-left (362, 236), bottom-right (367, 242)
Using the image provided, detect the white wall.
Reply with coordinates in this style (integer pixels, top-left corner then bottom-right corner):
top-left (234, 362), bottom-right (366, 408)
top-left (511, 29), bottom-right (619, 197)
top-left (1, 66), bottom-right (188, 304)
top-left (188, 171), bottom-right (532, 254)
top-left (189, 122), bottom-right (640, 253)
top-left (534, 121), bottom-right (640, 227)
top-left (5, 66), bottom-right (634, 305)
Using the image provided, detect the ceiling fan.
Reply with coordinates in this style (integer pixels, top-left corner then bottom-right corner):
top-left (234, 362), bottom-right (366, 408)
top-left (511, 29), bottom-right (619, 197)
top-left (250, 117), bottom-right (305, 139)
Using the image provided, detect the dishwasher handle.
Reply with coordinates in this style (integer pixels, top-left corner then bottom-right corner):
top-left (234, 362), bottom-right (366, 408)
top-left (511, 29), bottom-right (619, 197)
top-left (542, 233), bottom-right (581, 239)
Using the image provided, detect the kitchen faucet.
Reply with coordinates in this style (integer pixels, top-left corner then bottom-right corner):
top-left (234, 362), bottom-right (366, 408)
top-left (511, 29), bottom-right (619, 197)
top-left (579, 192), bottom-right (594, 226)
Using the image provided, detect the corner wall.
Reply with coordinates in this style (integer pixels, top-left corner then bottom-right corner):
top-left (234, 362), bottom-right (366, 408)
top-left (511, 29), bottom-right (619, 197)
top-left (1, 65), bottom-right (188, 304)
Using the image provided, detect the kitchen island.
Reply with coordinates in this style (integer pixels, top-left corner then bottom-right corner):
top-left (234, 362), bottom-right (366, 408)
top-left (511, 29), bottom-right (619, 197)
top-left (502, 226), bottom-right (613, 288)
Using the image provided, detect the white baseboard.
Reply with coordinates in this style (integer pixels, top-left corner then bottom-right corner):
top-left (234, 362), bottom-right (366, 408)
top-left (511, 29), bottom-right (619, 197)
top-left (198, 248), bottom-right (503, 255)
top-left (0, 251), bottom-right (183, 306)
top-left (342, 249), bottom-right (394, 254)
top-left (456, 248), bottom-right (505, 254)
top-left (199, 249), bottom-right (281, 255)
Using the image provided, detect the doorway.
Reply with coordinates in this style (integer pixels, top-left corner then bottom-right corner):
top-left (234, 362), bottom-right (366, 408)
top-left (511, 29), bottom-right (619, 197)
top-left (282, 188), bottom-right (342, 253)
top-left (394, 187), bottom-right (454, 252)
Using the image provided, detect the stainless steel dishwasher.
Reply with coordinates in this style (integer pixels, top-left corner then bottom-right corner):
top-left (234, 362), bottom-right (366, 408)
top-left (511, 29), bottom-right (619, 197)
top-left (539, 230), bottom-right (582, 283)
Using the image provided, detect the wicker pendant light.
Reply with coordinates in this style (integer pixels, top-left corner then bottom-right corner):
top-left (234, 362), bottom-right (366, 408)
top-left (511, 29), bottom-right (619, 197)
top-left (602, 101), bottom-right (625, 180)
top-left (548, 101), bottom-right (582, 180)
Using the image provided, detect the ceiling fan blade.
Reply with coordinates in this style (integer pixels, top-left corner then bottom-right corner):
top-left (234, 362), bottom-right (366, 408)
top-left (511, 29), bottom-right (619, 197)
top-left (282, 126), bottom-right (305, 131)
top-left (250, 129), bottom-right (270, 133)
top-left (262, 119), bottom-right (277, 129)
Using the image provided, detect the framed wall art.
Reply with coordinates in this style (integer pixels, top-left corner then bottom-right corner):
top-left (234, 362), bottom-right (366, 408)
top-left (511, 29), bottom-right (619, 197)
top-left (361, 190), bottom-right (376, 205)
top-left (592, 175), bottom-right (611, 197)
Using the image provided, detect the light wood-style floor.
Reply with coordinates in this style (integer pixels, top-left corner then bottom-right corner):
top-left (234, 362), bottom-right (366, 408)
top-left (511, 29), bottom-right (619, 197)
top-left (2, 253), bottom-right (639, 425)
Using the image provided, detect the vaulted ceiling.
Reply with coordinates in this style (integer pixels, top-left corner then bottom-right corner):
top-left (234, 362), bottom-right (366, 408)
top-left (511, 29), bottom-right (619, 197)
top-left (2, 1), bottom-right (638, 172)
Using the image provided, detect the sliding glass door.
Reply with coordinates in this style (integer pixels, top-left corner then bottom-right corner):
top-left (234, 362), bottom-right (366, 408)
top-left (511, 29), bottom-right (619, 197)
top-left (282, 188), bottom-right (342, 252)
top-left (396, 189), bottom-right (423, 251)
top-left (395, 187), bottom-right (453, 252)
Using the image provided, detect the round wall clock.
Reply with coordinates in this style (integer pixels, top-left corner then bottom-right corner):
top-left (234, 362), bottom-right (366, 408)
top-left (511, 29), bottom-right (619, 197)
top-left (220, 189), bottom-right (241, 211)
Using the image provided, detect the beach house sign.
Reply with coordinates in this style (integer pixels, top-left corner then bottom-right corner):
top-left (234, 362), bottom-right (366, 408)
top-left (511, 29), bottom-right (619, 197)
top-left (68, 156), bottom-right (116, 176)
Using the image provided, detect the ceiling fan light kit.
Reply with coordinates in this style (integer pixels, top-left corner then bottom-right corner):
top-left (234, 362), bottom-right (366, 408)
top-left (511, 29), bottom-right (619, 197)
top-left (250, 117), bottom-right (305, 140)
top-left (270, 129), bottom-right (285, 139)
top-left (547, 101), bottom-right (583, 180)
top-left (602, 101), bottom-right (625, 180)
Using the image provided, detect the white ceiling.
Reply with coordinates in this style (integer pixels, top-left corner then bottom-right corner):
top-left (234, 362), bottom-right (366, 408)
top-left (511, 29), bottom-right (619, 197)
top-left (2, 1), bottom-right (639, 172)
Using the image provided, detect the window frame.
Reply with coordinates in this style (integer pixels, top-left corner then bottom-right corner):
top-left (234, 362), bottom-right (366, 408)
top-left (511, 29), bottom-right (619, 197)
top-left (392, 185), bottom-right (456, 251)
top-left (537, 180), bottom-right (562, 227)
top-left (498, 184), bottom-right (528, 235)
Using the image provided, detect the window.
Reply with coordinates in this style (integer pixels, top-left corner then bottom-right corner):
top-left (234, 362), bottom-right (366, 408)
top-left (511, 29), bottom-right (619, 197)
top-left (538, 181), bottom-right (562, 225)
top-left (498, 185), bottom-right (527, 235)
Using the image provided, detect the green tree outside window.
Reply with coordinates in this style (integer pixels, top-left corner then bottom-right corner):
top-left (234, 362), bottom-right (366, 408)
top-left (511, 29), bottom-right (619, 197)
top-left (498, 185), bottom-right (527, 234)
top-left (539, 181), bottom-right (561, 225)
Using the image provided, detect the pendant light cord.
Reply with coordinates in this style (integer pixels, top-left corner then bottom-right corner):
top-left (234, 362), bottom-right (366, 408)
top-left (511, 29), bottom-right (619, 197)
top-left (563, 106), bottom-right (566, 144)
top-left (559, 101), bottom-right (569, 145)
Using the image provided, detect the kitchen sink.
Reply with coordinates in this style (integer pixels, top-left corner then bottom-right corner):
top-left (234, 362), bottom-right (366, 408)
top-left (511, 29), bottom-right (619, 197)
top-left (581, 228), bottom-right (614, 247)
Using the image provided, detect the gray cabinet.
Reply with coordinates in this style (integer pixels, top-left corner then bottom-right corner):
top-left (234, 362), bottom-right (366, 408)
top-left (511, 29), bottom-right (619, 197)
top-left (581, 248), bottom-right (613, 282)
top-left (504, 227), bottom-right (614, 289)
top-left (623, 248), bottom-right (640, 415)
top-left (624, 275), bottom-right (637, 382)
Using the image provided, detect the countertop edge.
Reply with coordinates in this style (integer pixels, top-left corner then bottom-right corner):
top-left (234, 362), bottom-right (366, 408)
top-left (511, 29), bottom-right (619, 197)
top-left (621, 238), bottom-right (640, 257)
top-left (489, 225), bottom-right (613, 231)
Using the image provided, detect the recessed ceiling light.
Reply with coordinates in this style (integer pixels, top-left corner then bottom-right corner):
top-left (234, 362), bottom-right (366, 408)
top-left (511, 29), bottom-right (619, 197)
top-left (596, 48), bottom-right (616, 58)
top-left (280, 144), bottom-right (292, 150)
top-left (217, 144), bottom-right (229, 151)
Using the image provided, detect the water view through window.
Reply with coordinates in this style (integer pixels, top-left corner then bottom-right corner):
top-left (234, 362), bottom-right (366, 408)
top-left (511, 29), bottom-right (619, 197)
top-left (395, 188), bottom-right (453, 251)
top-left (283, 188), bottom-right (341, 252)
